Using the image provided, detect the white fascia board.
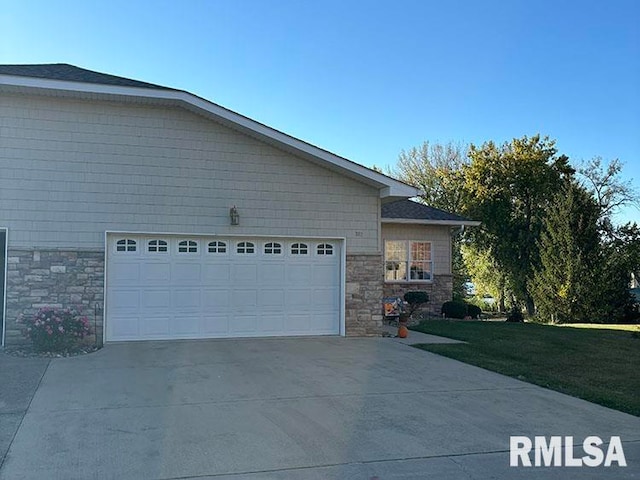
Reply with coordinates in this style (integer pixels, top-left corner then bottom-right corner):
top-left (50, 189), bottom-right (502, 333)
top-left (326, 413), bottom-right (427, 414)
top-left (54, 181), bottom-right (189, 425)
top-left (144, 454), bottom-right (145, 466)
top-left (381, 218), bottom-right (481, 227)
top-left (0, 74), bottom-right (420, 199)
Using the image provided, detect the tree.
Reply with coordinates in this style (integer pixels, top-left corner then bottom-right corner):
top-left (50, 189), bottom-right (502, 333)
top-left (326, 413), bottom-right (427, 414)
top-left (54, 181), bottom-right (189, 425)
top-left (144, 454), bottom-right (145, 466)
top-left (462, 135), bottom-right (574, 315)
top-left (391, 141), bottom-right (468, 213)
top-left (578, 157), bottom-right (639, 235)
top-left (461, 243), bottom-right (509, 311)
top-left (391, 141), bottom-right (470, 300)
top-left (532, 181), bottom-right (602, 323)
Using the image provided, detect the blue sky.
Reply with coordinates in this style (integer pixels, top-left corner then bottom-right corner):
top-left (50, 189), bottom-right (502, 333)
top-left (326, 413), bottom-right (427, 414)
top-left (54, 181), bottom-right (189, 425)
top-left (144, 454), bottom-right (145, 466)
top-left (2, 0), bottom-right (638, 223)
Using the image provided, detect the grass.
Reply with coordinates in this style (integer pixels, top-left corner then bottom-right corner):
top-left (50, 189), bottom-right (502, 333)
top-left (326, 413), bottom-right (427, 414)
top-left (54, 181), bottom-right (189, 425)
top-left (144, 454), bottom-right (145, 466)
top-left (411, 320), bottom-right (640, 417)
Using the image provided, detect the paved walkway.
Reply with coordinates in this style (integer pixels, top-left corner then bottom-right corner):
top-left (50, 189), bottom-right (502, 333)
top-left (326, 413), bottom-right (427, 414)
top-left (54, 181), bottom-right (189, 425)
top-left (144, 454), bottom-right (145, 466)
top-left (381, 324), bottom-right (466, 345)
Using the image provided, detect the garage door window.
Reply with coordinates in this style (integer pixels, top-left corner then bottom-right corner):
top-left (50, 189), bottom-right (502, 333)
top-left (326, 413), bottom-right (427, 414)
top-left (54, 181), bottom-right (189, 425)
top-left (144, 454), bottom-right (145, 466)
top-left (317, 243), bottom-right (334, 255)
top-left (116, 239), bottom-right (136, 252)
top-left (148, 240), bottom-right (168, 253)
top-left (178, 240), bottom-right (198, 253)
top-left (291, 243), bottom-right (308, 255)
top-left (237, 241), bottom-right (255, 254)
top-left (264, 242), bottom-right (282, 255)
top-left (208, 241), bottom-right (227, 253)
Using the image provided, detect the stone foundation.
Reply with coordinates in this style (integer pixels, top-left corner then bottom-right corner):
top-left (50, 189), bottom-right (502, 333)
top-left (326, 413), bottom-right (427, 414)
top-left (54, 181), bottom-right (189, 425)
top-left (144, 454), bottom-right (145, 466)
top-left (345, 254), bottom-right (384, 336)
top-left (4, 249), bottom-right (104, 346)
top-left (383, 274), bottom-right (453, 317)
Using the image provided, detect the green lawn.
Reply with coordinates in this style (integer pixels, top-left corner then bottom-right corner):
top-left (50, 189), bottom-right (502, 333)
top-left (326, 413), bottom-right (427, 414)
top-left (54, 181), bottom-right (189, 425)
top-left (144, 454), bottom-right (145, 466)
top-left (412, 320), bottom-right (640, 417)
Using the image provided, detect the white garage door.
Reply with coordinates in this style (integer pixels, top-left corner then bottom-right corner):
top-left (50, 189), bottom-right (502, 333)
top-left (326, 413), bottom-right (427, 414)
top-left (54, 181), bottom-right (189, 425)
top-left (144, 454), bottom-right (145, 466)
top-left (106, 234), bottom-right (342, 341)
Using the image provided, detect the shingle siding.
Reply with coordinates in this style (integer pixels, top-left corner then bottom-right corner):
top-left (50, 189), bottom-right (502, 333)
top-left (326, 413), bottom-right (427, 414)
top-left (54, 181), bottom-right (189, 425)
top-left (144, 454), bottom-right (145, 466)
top-left (0, 93), bottom-right (380, 253)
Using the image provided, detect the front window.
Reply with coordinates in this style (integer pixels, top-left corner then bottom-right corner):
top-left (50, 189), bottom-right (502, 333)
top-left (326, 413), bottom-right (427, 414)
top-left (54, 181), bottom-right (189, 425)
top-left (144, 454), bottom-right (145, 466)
top-left (384, 241), bottom-right (432, 282)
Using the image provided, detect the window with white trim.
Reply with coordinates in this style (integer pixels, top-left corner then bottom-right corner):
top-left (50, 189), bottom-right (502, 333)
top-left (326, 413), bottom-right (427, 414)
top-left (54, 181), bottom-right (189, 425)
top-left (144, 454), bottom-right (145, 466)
top-left (148, 239), bottom-right (168, 253)
top-left (116, 239), bottom-right (136, 252)
top-left (208, 241), bottom-right (227, 253)
top-left (384, 241), bottom-right (432, 282)
top-left (317, 243), bottom-right (334, 255)
top-left (178, 240), bottom-right (198, 253)
top-left (291, 243), bottom-right (308, 255)
top-left (264, 242), bottom-right (282, 254)
top-left (237, 241), bottom-right (255, 254)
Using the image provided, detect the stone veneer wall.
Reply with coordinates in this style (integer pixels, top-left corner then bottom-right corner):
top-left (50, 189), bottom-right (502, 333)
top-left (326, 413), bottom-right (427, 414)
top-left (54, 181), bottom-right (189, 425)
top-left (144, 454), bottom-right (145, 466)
top-left (345, 254), bottom-right (384, 336)
top-left (4, 249), bottom-right (104, 346)
top-left (383, 274), bottom-right (453, 318)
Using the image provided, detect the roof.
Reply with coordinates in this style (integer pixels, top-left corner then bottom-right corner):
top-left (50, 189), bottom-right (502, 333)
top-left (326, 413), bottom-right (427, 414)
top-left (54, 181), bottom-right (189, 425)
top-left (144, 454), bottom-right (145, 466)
top-left (0, 63), bottom-right (420, 200)
top-left (382, 199), bottom-right (480, 226)
top-left (0, 63), bottom-right (172, 90)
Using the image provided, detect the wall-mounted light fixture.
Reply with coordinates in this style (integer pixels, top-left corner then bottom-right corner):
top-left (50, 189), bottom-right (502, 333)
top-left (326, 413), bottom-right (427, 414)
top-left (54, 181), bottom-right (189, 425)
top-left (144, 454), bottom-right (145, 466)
top-left (229, 205), bottom-right (240, 225)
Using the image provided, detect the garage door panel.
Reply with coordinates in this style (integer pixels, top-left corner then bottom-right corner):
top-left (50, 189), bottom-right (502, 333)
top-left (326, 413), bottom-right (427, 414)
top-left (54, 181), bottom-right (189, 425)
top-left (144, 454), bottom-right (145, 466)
top-left (109, 316), bottom-right (140, 339)
top-left (109, 289), bottom-right (140, 310)
top-left (260, 263), bottom-right (285, 282)
top-left (287, 264), bottom-right (311, 283)
top-left (232, 289), bottom-right (257, 312)
top-left (313, 265), bottom-right (338, 286)
top-left (231, 315), bottom-right (258, 333)
top-left (259, 314), bottom-right (284, 332)
top-left (284, 314), bottom-right (313, 332)
top-left (312, 288), bottom-right (340, 309)
top-left (173, 263), bottom-right (202, 284)
top-left (201, 315), bottom-right (229, 334)
top-left (311, 313), bottom-right (338, 332)
top-left (141, 289), bottom-right (171, 309)
top-left (140, 317), bottom-right (171, 336)
top-left (107, 235), bottom-right (341, 341)
top-left (109, 263), bottom-right (140, 284)
top-left (172, 289), bottom-right (201, 309)
top-left (140, 262), bottom-right (171, 283)
top-left (202, 289), bottom-right (231, 309)
top-left (202, 263), bottom-right (230, 284)
top-left (286, 289), bottom-right (311, 308)
top-left (258, 289), bottom-right (285, 310)
top-left (232, 264), bottom-right (258, 283)
top-left (172, 315), bottom-right (200, 335)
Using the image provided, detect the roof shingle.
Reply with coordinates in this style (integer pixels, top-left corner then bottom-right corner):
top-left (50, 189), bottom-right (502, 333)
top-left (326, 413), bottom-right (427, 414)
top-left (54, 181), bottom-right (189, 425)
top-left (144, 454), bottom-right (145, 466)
top-left (382, 199), bottom-right (474, 223)
top-left (0, 63), bottom-right (173, 90)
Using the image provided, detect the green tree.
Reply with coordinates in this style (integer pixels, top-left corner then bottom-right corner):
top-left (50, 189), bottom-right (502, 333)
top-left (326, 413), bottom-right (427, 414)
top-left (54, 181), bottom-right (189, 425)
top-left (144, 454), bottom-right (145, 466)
top-left (392, 141), bottom-right (468, 213)
top-left (462, 135), bottom-right (574, 315)
top-left (461, 243), bottom-right (509, 311)
top-left (391, 141), bottom-right (470, 300)
top-left (532, 182), bottom-right (601, 323)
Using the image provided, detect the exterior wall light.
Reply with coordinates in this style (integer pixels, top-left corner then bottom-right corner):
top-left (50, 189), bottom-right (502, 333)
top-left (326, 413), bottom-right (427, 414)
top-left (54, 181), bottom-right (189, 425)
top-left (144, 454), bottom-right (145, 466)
top-left (229, 205), bottom-right (240, 225)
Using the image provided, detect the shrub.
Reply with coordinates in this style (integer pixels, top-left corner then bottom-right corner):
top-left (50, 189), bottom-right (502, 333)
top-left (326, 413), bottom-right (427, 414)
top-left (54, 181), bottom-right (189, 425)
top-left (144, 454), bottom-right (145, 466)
top-left (506, 307), bottom-right (524, 323)
top-left (441, 301), bottom-right (468, 319)
top-left (466, 304), bottom-right (482, 319)
top-left (441, 301), bottom-right (482, 319)
top-left (18, 307), bottom-right (91, 351)
top-left (403, 291), bottom-right (429, 306)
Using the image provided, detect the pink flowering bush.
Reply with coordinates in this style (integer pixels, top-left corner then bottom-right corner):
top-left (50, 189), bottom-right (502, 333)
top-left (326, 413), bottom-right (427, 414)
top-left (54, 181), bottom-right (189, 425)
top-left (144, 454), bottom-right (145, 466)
top-left (18, 307), bottom-right (91, 351)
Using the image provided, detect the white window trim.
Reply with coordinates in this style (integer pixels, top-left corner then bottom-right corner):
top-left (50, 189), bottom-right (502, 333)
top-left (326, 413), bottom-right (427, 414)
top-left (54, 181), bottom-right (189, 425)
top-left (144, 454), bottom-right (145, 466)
top-left (236, 241), bottom-right (256, 255)
top-left (177, 239), bottom-right (199, 254)
top-left (207, 240), bottom-right (228, 254)
top-left (115, 238), bottom-right (138, 254)
top-left (147, 239), bottom-right (169, 254)
top-left (384, 240), bottom-right (433, 283)
top-left (290, 242), bottom-right (309, 256)
top-left (263, 242), bottom-right (283, 255)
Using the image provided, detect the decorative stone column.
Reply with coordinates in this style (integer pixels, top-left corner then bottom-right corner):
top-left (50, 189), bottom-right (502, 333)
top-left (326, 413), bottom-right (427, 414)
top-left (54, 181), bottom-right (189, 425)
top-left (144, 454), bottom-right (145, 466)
top-left (345, 254), bottom-right (384, 336)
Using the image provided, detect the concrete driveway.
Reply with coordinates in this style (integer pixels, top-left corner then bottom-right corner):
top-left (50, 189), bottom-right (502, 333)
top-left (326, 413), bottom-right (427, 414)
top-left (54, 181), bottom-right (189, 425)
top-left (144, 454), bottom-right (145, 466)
top-left (1, 336), bottom-right (638, 479)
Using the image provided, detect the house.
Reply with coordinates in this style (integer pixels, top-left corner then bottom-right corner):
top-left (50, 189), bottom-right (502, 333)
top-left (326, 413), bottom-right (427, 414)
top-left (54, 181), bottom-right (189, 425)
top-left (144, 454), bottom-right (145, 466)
top-left (0, 64), bottom-right (477, 346)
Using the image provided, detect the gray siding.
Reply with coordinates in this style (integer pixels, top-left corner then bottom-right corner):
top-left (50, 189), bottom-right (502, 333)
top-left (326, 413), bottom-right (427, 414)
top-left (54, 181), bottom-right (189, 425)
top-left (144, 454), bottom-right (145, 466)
top-left (0, 94), bottom-right (380, 253)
